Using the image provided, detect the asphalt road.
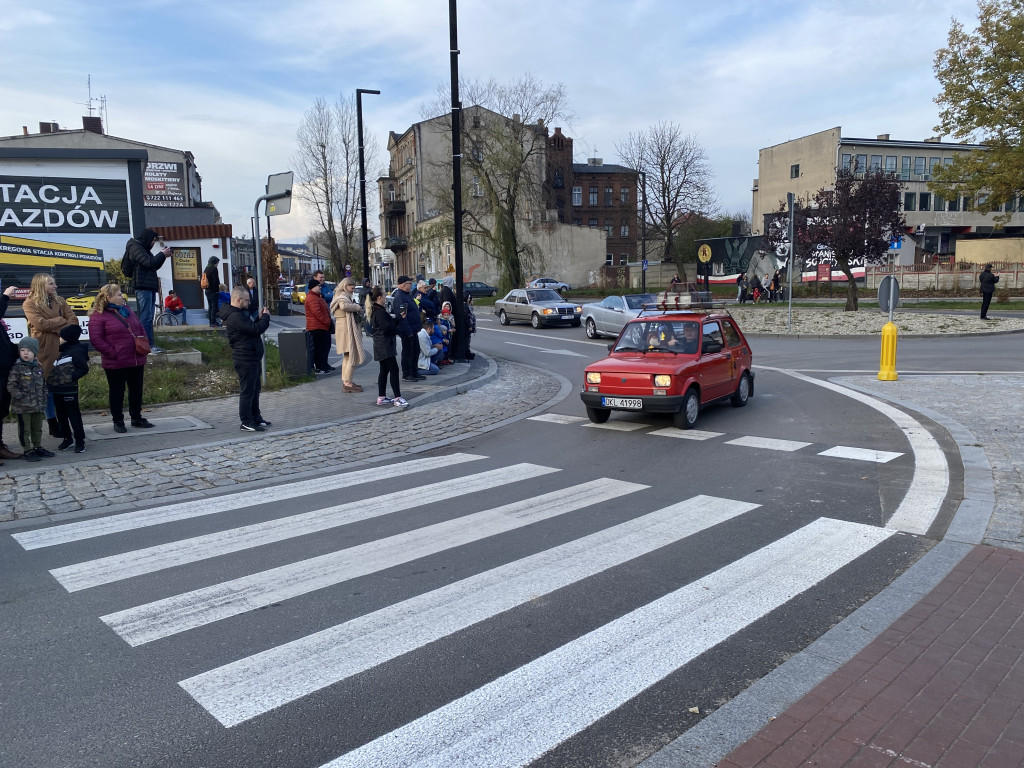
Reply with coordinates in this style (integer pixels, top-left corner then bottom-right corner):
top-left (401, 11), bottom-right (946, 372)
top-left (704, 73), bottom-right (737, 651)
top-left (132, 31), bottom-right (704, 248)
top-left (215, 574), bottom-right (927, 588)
top-left (2, 309), bottom-right (1017, 767)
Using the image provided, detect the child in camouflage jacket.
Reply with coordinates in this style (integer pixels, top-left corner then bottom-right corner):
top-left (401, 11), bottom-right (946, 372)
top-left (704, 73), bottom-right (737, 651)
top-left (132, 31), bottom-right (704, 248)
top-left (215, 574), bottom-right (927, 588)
top-left (6, 337), bottom-right (53, 461)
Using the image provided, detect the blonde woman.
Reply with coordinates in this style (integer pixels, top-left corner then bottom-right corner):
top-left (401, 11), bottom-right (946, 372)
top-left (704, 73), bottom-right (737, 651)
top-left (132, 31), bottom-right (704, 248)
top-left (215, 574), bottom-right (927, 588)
top-left (88, 284), bottom-right (152, 432)
top-left (22, 273), bottom-right (79, 436)
top-left (329, 277), bottom-right (366, 392)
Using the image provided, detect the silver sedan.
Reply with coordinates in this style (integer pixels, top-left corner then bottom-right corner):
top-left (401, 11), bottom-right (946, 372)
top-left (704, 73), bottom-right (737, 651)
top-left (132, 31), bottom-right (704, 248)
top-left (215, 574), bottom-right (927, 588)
top-left (581, 294), bottom-right (656, 338)
top-left (494, 288), bottom-right (583, 328)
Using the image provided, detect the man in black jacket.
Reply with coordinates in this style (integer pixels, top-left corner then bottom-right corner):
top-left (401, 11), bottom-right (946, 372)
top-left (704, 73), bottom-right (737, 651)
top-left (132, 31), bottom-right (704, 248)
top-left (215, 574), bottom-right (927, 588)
top-left (390, 276), bottom-right (424, 381)
top-left (204, 256), bottom-right (222, 327)
top-left (125, 228), bottom-right (170, 352)
top-left (0, 285), bottom-right (23, 461)
top-left (221, 286), bottom-right (272, 432)
top-left (979, 263), bottom-right (999, 319)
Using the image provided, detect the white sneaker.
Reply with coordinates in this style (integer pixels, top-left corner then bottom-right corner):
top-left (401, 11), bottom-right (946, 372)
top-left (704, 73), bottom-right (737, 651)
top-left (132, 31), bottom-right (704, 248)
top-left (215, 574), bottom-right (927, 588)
top-left (393, 397), bottom-right (409, 408)
top-left (376, 396), bottom-right (393, 406)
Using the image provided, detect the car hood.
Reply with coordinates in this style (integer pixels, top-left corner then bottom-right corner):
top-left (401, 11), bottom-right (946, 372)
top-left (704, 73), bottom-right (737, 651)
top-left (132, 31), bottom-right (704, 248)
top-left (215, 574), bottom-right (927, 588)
top-left (530, 300), bottom-right (576, 309)
top-left (586, 352), bottom-right (698, 374)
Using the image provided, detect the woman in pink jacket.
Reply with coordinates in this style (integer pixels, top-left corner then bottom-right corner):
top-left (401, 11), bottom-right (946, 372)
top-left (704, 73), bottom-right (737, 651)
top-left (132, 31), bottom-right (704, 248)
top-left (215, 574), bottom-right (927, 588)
top-left (88, 284), bottom-right (153, 433)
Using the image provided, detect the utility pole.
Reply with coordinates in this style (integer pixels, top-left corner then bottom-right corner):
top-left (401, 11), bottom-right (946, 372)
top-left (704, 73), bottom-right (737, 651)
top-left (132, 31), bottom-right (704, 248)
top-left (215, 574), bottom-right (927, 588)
top-left (356, 88), bottom-right (380, 281)
top-left (449, 0), bottom-right (468, 361)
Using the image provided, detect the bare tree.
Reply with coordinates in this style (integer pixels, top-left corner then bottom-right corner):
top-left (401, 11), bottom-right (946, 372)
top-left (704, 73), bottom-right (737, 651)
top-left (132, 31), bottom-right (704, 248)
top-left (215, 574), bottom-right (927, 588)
top-left (292, 95), bottom-right (380, 279)
top-left (419, 74), bottom-right (573, 291)
top-left (617, 123), bottom-right (717, 274)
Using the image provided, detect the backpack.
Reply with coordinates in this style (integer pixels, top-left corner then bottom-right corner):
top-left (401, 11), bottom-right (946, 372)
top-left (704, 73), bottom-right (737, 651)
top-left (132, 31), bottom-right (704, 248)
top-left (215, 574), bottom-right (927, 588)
top-left (120, 245), bottom-right (136, 279)
top-left (200, 271), bottom-right (209, 290)
top-left (46, 355), bottom-right (75, 389)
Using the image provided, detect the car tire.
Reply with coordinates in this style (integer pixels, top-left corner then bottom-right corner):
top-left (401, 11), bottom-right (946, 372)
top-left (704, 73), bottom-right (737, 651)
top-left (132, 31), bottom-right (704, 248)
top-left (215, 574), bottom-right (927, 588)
top-left (674, 387), bottom-right (700, 429)
top-left (498, 310), bottom-right (510, 326)
top-left (490, 290), bottom-right (496, 297)
top-left (586, 406), bottom-right (610, 424)
top-left (571, 319), bottom-right (581, 328)
top-left (731, 372), bottom-right (751, 407)
top-left (531, 313), bottom-right (542, 329)
top-left (585, 318), bottom-right (599, 338)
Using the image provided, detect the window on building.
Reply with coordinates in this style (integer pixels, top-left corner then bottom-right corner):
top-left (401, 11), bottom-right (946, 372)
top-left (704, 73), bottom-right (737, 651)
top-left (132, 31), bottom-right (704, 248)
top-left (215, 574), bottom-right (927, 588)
top-left (929, 157), bottom-right (941, 175)
top-left (620, 187), bottom-right (629, 205)
top-left (589, 186), bottom-right (598, 205)
top-left (885, 156), bottom-right (897, 174)
top-left (1018, 195), bottom-right (1024, 213)
top-left (934, 194), bottom-right (946, 212)
top-left (904, 192), bottom-right (917, 211)
top-left (573, 217), bottom-right (582, 226)
top-left (914, 157), bottom-right (926, 176)
top-left (589, 217), bottom-right (598, 228)
top-left (472, 143), bottom-right (483, 162)
top-left (944, 156), bottom-right (954, 167)
top-left (553, 169), bottom-right (564, 189)
top-left (901, 156), bottom-right (911, 180)
top-left (947, 195), bottom-right (960, 212)
top-left (964, 195), bottom-right (973, 210)
top-left (605, 253), bottom-right (613, 265)
top-left (870, 155), bottom-right (882, 171)
top-left (856, 154), bottom-right (867, 174)
top-left (604, 187), bottom-right (613, 206)
top-left (605, 219), bottom-right (614, 237)
top-left (919, 192), bottom-right (931, 211)
top-left (471, 176), bottom-right (482, 197)
top-left (790, 164), bottom-right (800, 179)
top-left (620, 253), bottom-right (628, 265)
top-left (572, 186), bottom-right (582, 206)
top-left (841, 153), bottom-right (853, 171)
top-left (620, 221), bottom-right (629, 237)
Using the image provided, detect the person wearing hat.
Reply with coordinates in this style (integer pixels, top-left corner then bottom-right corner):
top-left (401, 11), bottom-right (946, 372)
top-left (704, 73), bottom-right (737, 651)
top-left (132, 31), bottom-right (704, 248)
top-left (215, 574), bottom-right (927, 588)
top-left (0, 284), bottom-right (24, 461)
top-left (49, 324), bottom-right (91, 453)
top-left (979, 263), bottom-right (999, 320)
top-left (304, 278), bottom-right (334, 374)
top-left (6, 337), bottom-right (53, 461)
top-left (124, 228), bottom-right (171, 353)
top-left (390, 276), bottom-right (424, 380)
top-left (203, 256), bottom-right (222, 327)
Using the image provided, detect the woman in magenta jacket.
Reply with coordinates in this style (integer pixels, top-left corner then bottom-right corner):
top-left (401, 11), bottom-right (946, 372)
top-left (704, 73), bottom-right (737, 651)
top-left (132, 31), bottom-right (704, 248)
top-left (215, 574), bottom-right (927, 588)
top-left (88, 284), bottom-right (153, 433)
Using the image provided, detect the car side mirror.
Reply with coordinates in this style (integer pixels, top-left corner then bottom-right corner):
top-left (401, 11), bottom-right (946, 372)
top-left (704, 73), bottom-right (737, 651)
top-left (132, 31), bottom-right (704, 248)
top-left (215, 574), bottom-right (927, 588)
top-left (612, 307), bottom-right (623, 312)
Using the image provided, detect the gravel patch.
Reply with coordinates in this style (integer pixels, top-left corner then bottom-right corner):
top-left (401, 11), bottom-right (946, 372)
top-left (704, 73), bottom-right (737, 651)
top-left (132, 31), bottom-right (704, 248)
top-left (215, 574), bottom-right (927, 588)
top-left (728, 306), bottom-right (1024, 336)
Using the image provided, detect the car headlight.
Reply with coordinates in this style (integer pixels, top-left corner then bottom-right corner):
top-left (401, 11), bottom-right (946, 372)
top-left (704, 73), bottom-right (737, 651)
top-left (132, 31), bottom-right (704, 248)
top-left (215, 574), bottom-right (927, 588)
top-left (586, 372), bottom-right (602, 384)
top-left (543, 308), bottom-right (556, 315)
top-left (575, 306), bottom-right (583, 313)
top-left (654, 375), bottom-right (672, 387)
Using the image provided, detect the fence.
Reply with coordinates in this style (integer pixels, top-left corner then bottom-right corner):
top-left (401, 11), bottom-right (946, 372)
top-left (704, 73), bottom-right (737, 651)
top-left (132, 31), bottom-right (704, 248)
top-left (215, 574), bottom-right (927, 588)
top-left (864, 262), bottom-right (1024, 291)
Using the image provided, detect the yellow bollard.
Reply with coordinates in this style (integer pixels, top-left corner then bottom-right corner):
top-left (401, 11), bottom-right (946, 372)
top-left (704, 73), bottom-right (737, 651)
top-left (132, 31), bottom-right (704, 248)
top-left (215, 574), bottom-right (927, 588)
top-left (878, 321), bottom-right (898, 381)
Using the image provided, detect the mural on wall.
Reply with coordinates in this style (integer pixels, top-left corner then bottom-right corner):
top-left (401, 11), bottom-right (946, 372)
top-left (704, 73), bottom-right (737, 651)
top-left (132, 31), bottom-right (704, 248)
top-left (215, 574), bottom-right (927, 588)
top-left (694, 236), bottom-right (764, 275)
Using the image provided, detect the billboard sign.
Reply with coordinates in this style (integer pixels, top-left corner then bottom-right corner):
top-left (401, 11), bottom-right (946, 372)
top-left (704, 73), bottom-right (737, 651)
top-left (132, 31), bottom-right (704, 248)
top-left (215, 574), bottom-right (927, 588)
top-left (0, 175), bottom-right (130, 234)
top-left (144, 161), bottom-right (187, 207)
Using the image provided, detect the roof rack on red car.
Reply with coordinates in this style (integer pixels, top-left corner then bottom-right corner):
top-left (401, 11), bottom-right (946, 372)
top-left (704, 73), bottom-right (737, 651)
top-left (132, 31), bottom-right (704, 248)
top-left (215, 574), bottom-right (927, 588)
top-left (637, 291), bottom-right (730, 316)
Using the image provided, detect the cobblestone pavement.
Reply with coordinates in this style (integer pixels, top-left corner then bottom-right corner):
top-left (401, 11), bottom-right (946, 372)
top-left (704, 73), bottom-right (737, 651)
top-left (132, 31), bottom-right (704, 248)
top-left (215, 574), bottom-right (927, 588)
top-left (0, 359), bottom-right (567, 523)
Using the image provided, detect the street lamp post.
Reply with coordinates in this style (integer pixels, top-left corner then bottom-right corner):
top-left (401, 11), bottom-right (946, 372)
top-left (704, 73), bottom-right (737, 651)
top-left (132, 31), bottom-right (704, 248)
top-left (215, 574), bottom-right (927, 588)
top-left (638, 170), bottom-right (647, 294)
top-left (356, 88), bottom-right (380, 281)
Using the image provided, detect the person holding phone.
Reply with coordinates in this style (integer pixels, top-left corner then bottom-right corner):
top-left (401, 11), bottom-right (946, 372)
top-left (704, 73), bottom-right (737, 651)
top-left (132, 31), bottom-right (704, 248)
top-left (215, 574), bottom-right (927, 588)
top-left (124, 228), bottom-right (171, 353)
top-left (390, 276), bottom-right (424, 381)
top-left (221, 286), bottom-right (272, 432)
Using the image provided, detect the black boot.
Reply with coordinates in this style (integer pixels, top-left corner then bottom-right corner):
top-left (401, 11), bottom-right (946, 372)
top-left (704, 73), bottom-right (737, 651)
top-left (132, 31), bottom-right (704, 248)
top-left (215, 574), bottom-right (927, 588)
top-left (113, 420), bottom-right (127, 434)
top-left (47, 417), bottom-right (61, 438)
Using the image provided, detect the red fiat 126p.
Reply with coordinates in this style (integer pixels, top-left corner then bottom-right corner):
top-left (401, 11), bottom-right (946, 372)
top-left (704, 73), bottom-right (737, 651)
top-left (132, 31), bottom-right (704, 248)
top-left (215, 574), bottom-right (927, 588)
top-left (580, 296), bottom-right (754, 429)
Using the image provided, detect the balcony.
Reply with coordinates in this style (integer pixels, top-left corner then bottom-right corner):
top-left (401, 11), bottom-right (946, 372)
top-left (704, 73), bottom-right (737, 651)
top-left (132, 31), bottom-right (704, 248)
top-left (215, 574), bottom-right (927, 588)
top-left (387, 236), bottom-right (408, 252)
top-left (385, 199), bottom-right (406, 218)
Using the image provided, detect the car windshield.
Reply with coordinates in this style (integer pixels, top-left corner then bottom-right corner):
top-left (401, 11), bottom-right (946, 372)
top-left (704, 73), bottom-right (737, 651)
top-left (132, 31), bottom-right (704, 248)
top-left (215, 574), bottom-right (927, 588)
top-left (527, 289), bottom-right (563, 303)
top-left (624, 294), bottom-right (656, 310)
top-left (614, 320), bottom-right (701, 354)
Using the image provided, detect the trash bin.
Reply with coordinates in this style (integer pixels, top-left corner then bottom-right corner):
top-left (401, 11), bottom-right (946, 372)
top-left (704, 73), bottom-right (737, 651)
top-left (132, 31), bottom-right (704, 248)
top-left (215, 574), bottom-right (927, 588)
top-left (278, 328), bottom-right (312, 378)
top-left (276, 299), bottom-right (291, 317)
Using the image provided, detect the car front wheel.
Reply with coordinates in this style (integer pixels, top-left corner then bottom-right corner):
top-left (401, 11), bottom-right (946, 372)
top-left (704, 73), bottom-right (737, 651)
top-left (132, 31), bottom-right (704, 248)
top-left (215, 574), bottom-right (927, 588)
top-left (674, 387), bottom-right (700, 429)
top-left (585, 318), bottom-right (599, 338)
top-left (731, 372), bottom-right (751, 407)
top-left (586, 406), bottom-right (610, 424)
top-left (531, 313), bottom-right (542, 329)
top-left (498, 310), bottom-right (510, 326)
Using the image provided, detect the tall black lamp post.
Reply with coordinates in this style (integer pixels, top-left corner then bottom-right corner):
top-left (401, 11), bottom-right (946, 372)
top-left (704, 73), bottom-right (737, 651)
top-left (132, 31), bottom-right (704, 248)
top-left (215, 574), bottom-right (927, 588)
top-left (638, 170), bottom-right (647, 294)
top-left (356, 88), bottom-right (380, 281)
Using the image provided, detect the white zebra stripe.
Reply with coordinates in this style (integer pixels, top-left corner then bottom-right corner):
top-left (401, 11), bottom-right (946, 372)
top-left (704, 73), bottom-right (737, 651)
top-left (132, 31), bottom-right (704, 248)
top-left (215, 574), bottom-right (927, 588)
top-left (180, 494), bottom-right (758, 727)
top-left (52, 463), bottom-right (555, 593)
top-left (13, 453), bottom-right (486, 551)
top-left (102, 477), bottom-right (645, 647)
top-left (319, 517), bottom-right (893, 768)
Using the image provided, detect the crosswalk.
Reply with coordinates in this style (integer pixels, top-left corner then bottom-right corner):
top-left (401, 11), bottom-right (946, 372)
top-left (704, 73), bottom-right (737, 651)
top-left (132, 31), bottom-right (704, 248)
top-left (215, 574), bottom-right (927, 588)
top-left (528, 414), bottom-right (906, 464)
top-left (12, 451), bottom-right (899, 768)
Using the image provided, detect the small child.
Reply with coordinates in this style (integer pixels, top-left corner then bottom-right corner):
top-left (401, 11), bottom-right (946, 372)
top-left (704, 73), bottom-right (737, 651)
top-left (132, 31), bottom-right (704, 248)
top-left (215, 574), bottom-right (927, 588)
top-left (6, 338), bottom-right (53, 462)
top-left (48, 324), bottom-right (90, 453)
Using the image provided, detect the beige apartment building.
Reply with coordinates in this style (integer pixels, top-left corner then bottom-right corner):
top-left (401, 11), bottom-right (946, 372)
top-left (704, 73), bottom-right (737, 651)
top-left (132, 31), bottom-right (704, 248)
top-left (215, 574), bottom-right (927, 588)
top-left (752, 127), bottom-right (1024, 263)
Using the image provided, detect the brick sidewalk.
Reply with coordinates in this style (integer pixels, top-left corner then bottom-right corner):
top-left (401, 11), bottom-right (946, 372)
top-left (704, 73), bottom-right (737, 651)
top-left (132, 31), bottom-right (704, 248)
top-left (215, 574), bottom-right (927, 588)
top-left (719, 544), bottom-right (1024, 768)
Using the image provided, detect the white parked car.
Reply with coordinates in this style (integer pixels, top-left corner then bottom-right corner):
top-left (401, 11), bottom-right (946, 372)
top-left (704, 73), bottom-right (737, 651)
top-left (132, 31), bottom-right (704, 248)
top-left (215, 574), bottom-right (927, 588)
top-left (581, 294), bottom-right (657, 338)
top-left (526, 277), bottom-right (571, 292)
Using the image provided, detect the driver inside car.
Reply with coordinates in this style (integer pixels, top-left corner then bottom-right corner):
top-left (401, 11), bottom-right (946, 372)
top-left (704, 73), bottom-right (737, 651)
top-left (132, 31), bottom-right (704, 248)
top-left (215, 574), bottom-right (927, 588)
top-left (678, 322), bottom-right (700, 354)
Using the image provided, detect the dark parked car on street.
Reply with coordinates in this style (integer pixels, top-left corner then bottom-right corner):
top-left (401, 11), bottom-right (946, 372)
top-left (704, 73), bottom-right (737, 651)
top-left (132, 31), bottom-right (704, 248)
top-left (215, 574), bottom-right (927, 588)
top-left (463, 280), bottom-right (498, 298)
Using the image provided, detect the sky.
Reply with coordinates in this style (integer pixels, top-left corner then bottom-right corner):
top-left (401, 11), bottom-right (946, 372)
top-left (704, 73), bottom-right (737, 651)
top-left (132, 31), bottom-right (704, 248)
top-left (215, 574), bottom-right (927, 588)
top-left (1, 0), bottom-right (982, 242)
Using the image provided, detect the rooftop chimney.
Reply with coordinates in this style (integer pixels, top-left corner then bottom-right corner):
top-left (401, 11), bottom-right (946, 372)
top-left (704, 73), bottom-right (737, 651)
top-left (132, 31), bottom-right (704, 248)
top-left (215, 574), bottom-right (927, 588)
top-left (38, 122), bottom-right (59, 134)
top-left (587, 157), bottom-right (603, 166)
top-left (82, 116), bottom-right (104, 134)
top-left (876, 133), bottom-right (890, 141)
top-left (22, 126), bottom-right (28, 135)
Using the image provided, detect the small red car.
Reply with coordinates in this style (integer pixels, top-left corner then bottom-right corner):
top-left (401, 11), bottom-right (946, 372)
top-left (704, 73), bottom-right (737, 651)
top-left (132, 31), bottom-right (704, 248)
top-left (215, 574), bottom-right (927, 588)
top-left (580, 306), bottom-right (754, 429)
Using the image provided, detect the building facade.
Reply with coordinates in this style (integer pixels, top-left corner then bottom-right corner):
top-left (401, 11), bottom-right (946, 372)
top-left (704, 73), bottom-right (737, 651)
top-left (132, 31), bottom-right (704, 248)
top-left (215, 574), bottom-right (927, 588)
top-left (752, 126), bottom-right (1024, 263)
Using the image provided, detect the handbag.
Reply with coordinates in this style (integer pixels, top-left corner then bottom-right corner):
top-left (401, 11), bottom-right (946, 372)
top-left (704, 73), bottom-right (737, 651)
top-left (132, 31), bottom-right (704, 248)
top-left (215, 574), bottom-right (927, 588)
top-left (134, 335), bottom-right (151, 355)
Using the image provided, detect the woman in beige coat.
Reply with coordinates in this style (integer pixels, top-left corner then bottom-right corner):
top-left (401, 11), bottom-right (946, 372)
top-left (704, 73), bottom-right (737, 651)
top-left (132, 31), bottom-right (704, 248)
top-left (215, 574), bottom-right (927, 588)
top-left (329, 277), bottom-right (366, 393)
top-left (23, 273), bottom-right (80, 436)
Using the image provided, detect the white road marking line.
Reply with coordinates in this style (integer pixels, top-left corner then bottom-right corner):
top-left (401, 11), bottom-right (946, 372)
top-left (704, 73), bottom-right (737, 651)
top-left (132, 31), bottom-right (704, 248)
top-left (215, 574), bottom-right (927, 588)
top-left (527, 414), bottom-right (587, 424)
top-left (182, 491), bottom-right (742, 727)
top-left (819, 446), bottom-right (904, 463)
top-left (764, 367), bottom-right (949, 535)
top-left (504, 341), bottom-right (587, 357)
top-left (480, 326), bottom-right (608, 347)
top-left (102, 477), bottom-right (643, 647)
top-left (581, 421), bottom-right (647, 431)
top-left (52, 464), bottom-right (555, 593)
top-left (725, 436), bottom-right (811, 452)
top-left (13, 453), bottom-right (486, 551)
top-left (319, 518), bottom-right (893, 768)
top-left (649, 428), bottom-right (724, 441)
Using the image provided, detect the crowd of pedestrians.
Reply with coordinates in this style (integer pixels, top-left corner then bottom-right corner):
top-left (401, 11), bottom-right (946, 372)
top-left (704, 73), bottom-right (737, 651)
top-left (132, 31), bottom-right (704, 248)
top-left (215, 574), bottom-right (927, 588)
top-left (736, 269), bottom-right (784, 304)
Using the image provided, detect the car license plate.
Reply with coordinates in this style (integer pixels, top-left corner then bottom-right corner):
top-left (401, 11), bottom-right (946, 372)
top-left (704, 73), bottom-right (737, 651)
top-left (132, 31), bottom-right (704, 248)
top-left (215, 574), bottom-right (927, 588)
top-left (602, 397), bottom-right (642, 409)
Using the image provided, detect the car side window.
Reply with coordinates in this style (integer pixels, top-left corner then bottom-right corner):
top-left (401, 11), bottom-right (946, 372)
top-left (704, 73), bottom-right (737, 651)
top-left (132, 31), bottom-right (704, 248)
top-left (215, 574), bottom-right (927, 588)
top-left (722, 321), bottom-right (742, 347)
top-left (598, 296), bottom-right (616, 308)
top-left (518, 294), bottom-right (528, 305)
top-left (702, 321), bottom-right (724, 349)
